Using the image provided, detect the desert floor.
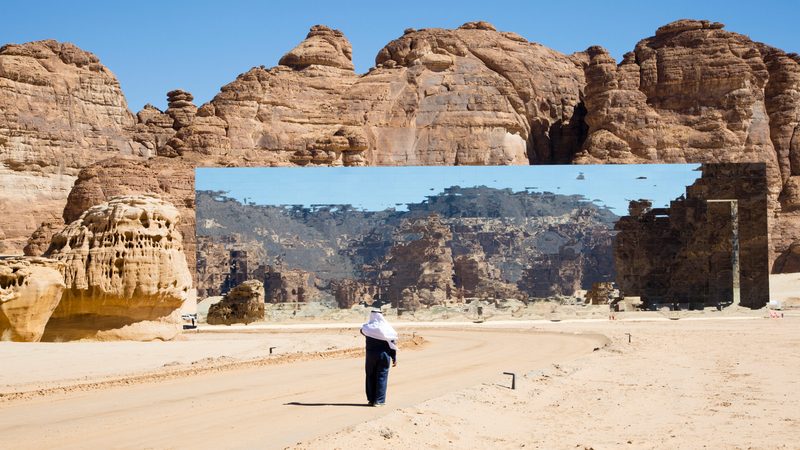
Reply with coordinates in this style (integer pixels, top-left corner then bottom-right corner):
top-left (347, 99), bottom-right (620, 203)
top-left (1, 312), bottom-right (798, 449)
top-left (0, 276), bottom-right (797, 449)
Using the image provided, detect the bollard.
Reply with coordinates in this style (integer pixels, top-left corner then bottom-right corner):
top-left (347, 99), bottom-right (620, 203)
top-left (625, 333), bottom-right (631, 343)
top-left (503, 372), bottom-right (516, 390)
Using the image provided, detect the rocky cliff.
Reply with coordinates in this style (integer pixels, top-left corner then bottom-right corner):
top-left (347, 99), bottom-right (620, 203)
top-left (0, 40), bottom-right (140, 253)
top-left (1, 20), bottom-right (799, 273)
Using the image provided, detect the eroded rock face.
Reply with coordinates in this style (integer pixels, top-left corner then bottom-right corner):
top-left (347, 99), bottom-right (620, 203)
top-left (42, 195), bottom-right (192, 340)
top-left (574, 19), bottom-right (800, 266)
top-left (0, 256), bottom-right (65, 342)
top-left (279, 25), bottom-right (355, 71)
top-left (0, 40), bottom-right (140, 252)
top-left (23, 219), bottom-right (65, 256)
top-left (386, 214), bottom-right (456, 309)
top-left (262, 266), bottom-right (319, 303)
top-left (1, 21), bottom-right (799, 274)
top-left (207, 279), bottom-right (264, 325)
top-left (62, 156), bottom-right (197, 274)
top-left (453, 244), bottom-right (524, 300)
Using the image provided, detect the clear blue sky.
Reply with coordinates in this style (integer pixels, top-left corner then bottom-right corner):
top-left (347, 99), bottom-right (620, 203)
top-left (196, 164), bottom-right (702, 213)
top-left (2, 0), bottom-right (796, 112)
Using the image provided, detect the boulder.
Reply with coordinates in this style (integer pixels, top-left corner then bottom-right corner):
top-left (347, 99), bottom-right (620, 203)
top-left (42, 195), bottom-right (192, 340)
top-left (0, 256), bottom-right (65, 342)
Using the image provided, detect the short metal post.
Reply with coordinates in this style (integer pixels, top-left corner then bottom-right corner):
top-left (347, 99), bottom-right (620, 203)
top-left (625, 333), bottom-right (631, 343)
top-left (503, 372), bottom-right (516, 389)
top-left (269, 346), bottom-right (277, 355)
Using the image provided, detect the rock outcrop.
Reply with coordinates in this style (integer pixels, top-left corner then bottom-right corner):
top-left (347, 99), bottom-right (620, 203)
top-left (42, 195), bottom-right (192, 340)
top-left (1, 20), bottom-right (799, 275)
top-left (262, 266), bottom-right (320, 303)
top-left (23, 219), bottom-right (65, 256)
top-left (61, 156), bottom-right (197, 273)
top-left (453, 244), bottom-right (524, 300)
top-left (574, 19), bottom-right (800, 268)
top-left (207, 279), bottom-right (265, 325)
top-left (0, 256), bottom-right (65, 341)
top-left (385, 214), bottom-right (456, 309)
top-left (0, 40), bottom-right (140, 253)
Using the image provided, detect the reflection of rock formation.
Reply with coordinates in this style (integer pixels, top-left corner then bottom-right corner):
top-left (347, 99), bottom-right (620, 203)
top-left (386, 215), bottom-right (456, 309)
top-left (0, 257), bottom-right (65, 342)
top-left (574, 20), bottom-right (800, 270)
top-left (453, 243), bottom-right (523, 300)
top-left (330, 279), bottom-right (377, 309)
top-left (262, 266), bottom-right (319, 303)
top-left (196, 236), bottom-right (229, 297)
top-left (207, 280), bottom-right (264, 325)
top-left (585, 282), bottom-right (615, 305)
top-left (614, 163), bottom-right (769, 309)
top-left (516, 228), bottom-right (615, 298)
top-left (197, 187), bottom-right (618, 308)
top-left (42, 195), bottom-right (192, 340)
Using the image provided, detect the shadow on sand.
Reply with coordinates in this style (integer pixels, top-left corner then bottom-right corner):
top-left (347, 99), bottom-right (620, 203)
top-left (284, 402), bottom-right (372, 407)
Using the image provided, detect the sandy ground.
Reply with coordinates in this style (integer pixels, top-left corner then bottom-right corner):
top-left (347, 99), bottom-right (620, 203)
top-left (0, 330), bottom-right (362, 394)
top-left (296, 317), bottom-right (800, 450)
top-left (0, 273), bottom-right (796, 449)
top-left (0, 328), bottom-right (603, 449)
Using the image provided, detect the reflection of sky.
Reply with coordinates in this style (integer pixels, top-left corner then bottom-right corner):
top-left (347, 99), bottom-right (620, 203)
top-left (196, 164), bottom-right (702, 213)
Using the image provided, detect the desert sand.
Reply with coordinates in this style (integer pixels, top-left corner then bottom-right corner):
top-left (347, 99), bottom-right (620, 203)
top-left (0, 311), bottom-right (798, 449)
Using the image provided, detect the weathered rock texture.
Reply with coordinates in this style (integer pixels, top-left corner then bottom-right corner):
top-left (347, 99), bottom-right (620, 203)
top-left (42, 195), bottom-right (192, 340)
top-left (1, 20), bottom-right (799, 274)
top-left (61, 156), bottom-right (197, 272)
top-left (207, 279), bottom-right (265, 325)
top-left (23, 218), bottom-right (65, 256)
top-left (0, 256), bottom-right (65, 341)
top-left (0, 40), bottom-right (139, 253)
top-left (262, 266), bottom-right (320, 303)
top-left (585, 282), bottom-right (615, 305)
top-left (453, 243), bottom-right (524, 300)
top-left (614, 163), bottom-right (770, 309)
top-left (573, 19), bottom-right (800, 271)
top-left (386, 214), bottom-right (456, 309)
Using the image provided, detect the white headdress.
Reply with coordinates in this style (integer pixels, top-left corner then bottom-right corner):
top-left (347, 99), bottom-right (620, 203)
top-left (361, 310), bottom-right (398, 350)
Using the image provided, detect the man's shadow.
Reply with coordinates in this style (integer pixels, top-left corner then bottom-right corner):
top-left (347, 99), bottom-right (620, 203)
top-left (285, 401), bottom-right (372, 407)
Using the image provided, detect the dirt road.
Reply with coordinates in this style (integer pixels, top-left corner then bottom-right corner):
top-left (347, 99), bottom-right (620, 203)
top-left (0, 329), bottom-right (604, 449)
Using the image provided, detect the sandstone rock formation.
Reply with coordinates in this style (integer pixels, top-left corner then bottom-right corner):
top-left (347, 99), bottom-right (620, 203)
top-left (330, 279), bottom-right (377, 309)
top-left (0, 40), bottom-right (140, 253)
top-left (262, 266), bottom-right (320, 303)
top-left (453, 243), bottom-right (523, 300)
top-left (573, 19), bottom-right (800, 269)
top-left (61, 156), bottom-right (197, 273)
top-left (0, 256), bottom-right (65, 341)
top-left (42, 195), bottom-right (192, 340)
top-left (207, 279), bottom-right (265, 325)
top-left (585, 282), bottom-right (615, 305)
top-left (1, 20), bottom-right (800, 275)
top-left (23, 219), bottom-right (65, 256)
top-left (385, 214), bottom-right (456, 309)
